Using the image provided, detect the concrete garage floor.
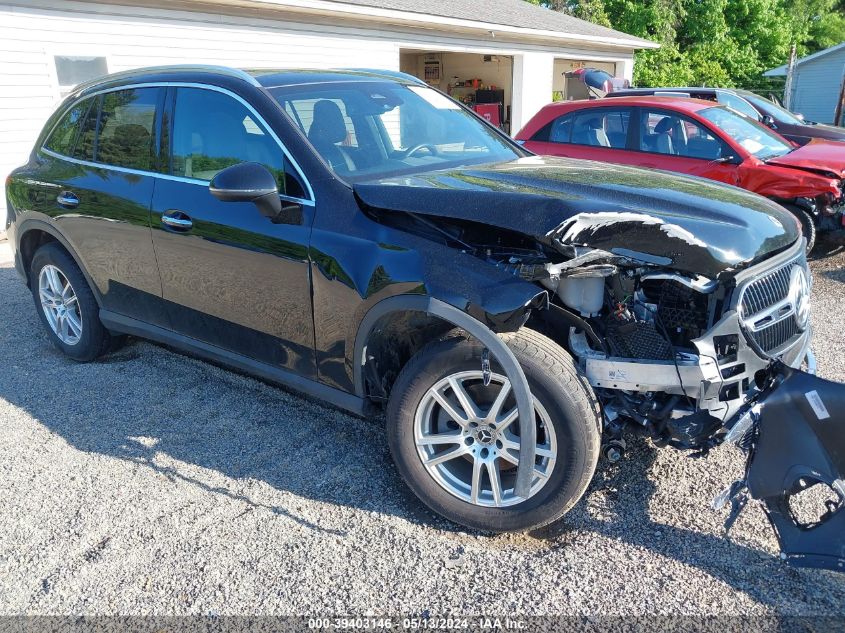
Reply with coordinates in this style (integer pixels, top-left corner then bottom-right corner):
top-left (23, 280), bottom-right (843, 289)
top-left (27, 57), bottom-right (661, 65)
top-left (1, 239), bottom-right (845, 616)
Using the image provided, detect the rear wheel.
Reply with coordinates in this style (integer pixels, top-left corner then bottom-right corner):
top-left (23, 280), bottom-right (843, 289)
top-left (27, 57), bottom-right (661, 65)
top-left (386, 328), bottom-right (600, 532)
top-left (29, 242), bottom-right (113, 361)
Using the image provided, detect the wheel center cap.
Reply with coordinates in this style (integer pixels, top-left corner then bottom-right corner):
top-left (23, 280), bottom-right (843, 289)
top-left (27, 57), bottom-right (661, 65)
top-left (474, 426), bottom-right (496, 445)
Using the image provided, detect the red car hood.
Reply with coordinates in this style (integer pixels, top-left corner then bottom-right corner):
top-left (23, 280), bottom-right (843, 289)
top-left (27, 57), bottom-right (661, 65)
top-left (765, 139), bottom-right (845, 177)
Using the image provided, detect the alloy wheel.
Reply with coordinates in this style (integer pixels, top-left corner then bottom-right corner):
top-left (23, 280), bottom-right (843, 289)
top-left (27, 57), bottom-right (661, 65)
top-left (413, 370), bottom-right (557, 508)
top-left (38, 264), bottom-right (83, 345)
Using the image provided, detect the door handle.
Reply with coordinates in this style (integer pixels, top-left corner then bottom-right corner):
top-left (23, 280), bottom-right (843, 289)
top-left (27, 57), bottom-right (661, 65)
top-left (56, 191), bottom-right (79, 209)
top-left (161, 210), bottom-right (193, 231)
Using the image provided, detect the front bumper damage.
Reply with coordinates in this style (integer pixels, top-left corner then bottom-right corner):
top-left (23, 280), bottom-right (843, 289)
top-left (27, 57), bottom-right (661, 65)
top-left (720, 363), bottom-right (845, 572)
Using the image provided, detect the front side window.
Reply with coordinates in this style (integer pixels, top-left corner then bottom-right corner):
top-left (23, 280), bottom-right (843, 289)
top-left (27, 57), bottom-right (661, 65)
top-left (270, 82), bottom-right (523, 182)
top-left (698, 106), bottom-right (792, 159)
top-left (171, 88), bottom-right (302, 196)
top-left (639, 110), bottom-right (727, 160)
top-left (741, 92), bottom-right (804, 125)
top-left (44, 97), bottom-right (94, 155)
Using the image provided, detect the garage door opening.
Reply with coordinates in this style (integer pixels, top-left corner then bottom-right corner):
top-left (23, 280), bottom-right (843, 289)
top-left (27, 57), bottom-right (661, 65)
top-left (400, 50), bottom-right (514, 133)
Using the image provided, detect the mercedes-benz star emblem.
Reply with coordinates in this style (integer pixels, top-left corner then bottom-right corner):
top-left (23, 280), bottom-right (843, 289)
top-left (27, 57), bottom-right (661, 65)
top-left (477, 428), bottom-right (494, 444)
top-left (789, 265), bottom-right (811, 331)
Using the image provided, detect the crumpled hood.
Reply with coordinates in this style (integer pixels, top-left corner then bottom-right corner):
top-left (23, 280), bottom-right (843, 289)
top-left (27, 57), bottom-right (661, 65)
top-left (354, 156), bottom-right (799, 277)
top-left (765, 139), bottom-right (845, 177)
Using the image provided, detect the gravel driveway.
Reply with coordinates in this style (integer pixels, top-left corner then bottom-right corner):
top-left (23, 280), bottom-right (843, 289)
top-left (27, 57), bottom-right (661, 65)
top-left (1, 238), bottom-right (845, 617)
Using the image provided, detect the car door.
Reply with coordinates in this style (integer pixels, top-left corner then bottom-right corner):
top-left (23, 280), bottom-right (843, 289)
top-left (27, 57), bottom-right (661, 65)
top-left (35, 87), bottom-right (168, 327)
top-left (149, 85), bottom-right (316, 377)
top-left (632, 108), bottom-right (742, 187)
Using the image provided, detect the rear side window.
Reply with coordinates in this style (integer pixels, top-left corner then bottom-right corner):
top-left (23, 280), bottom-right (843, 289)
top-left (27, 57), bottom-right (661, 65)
top-left (44, 97), bottom-right (94, 155)
top-left (542, 109), bottom-right (630, 149)
top-left (72, 87), bottom-right (161, 170)
top-left (96, 88), bottom-right (159, 170)
top-left (171, 87), bottom-right (304, 197)
top-left (549, 114), bottom-right (574, 143)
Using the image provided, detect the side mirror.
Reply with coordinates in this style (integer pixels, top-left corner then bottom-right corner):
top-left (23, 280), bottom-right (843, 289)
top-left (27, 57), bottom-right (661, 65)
top-left (209, 162), bottom-right (282, 221)
top-left (761, 114), bottom-right (777, 129)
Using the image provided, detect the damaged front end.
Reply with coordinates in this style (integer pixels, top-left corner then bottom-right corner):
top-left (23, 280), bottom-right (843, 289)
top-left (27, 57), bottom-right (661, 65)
top-left (719, 364), bottom-right (845, 572)
top-left (353, 158), bottom-right (845, 567)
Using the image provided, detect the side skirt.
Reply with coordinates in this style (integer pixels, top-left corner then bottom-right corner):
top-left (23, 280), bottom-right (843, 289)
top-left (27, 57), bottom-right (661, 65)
top-left (100, 310), bottom-right (371, 417)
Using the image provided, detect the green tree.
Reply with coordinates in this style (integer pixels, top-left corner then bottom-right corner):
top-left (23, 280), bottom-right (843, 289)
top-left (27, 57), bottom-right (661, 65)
top-left (524, 0), bottom-right (845, 89)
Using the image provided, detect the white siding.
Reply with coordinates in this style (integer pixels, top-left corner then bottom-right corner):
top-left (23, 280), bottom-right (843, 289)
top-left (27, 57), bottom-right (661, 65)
top-left (0, 0), bottom-right (637, 225)
top-left (791, 47), bottom-right (845, 124)
top-left (0, 1), bottom-right (399, 223)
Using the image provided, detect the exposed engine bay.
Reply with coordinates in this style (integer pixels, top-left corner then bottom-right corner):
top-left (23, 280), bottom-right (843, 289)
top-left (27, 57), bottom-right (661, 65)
top-left (433, 214), bottom-right (812, 453)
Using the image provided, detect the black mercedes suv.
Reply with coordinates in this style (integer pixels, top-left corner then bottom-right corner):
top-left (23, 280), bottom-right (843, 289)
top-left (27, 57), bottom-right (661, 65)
top-left (6, 66), bottom-right (844, 567)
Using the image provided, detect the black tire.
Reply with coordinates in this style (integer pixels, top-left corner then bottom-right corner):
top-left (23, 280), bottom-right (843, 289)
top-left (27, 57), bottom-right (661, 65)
top-left (29, 242), bottom-right (113, 361)
top-left (386, 328), bottom-right (601, 532)
top-left (784, 204), bottom-right (817, 254)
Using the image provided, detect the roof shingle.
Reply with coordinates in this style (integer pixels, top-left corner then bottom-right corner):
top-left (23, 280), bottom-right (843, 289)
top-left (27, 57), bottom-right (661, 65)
top-left (324, 0), bottom-right (656, 47)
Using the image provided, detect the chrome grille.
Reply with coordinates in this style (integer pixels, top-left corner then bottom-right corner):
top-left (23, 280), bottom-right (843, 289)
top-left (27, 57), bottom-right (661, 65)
top-left (738, 254), bottom-right (808, 354)
top-left (741, 263), bottom-right (793, 315)
top-left (751, 314), bottom-right (801, 352)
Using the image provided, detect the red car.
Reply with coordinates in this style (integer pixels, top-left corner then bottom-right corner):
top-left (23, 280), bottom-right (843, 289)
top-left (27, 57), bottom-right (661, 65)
top-left (516, 96), bottom-right (845, 250)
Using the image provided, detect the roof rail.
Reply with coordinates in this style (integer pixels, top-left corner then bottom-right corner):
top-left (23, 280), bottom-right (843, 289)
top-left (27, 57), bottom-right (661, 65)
top-left (72, 64), bottom-right (261, 94)
top-left (339, 68), bottom-right (426, 85)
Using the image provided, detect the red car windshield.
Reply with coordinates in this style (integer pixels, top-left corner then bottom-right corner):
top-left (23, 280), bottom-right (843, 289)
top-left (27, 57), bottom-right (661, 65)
top-left (698, 106), bottom-right (792, 160)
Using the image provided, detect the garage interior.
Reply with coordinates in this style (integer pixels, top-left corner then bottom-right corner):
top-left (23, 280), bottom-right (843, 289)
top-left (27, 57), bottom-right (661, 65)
top-left (400, 50), bottom-right (619, 134)
top-left (400, 50), bottom-right (514, 132)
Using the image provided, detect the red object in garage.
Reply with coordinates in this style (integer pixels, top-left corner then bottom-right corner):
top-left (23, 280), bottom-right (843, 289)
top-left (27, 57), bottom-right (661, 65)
top-left (473, 103), bottom-right (501, 127)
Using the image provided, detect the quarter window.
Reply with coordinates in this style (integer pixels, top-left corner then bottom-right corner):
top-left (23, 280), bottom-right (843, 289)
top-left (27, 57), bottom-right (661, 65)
top-left (44, 97), bottom-right (94, 155)
top-left (171, 88), bottom-right (302, 196)
top-left (73, 96), bottom-right (100, 162)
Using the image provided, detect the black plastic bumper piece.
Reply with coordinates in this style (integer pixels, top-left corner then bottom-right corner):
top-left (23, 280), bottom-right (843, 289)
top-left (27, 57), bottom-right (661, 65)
top-left (747, 366), bottom-right (845, 572)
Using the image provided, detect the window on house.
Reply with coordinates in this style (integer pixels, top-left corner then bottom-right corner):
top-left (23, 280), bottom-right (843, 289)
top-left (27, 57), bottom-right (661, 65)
top-left (54, 56), bottom-right (108, 96)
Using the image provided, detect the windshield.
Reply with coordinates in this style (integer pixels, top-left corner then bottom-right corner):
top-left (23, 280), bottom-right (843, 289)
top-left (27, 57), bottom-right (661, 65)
top-left (698, 106), bottom-right (792, 160)
top-left (741, 92), bottom-right (804, 125)
top-left (269, 82), bottom-right (523, 182)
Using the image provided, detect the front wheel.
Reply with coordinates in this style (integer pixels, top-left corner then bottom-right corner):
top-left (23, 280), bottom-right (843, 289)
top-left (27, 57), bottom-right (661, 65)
top-left (386, 328), bottom-right (601, 532)
top-left (784, 204), bottom-right (817, 254)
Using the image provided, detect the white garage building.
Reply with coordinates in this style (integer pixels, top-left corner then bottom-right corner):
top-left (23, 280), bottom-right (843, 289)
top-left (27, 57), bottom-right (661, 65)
top-left (0, 0), bottom-right (656, 224)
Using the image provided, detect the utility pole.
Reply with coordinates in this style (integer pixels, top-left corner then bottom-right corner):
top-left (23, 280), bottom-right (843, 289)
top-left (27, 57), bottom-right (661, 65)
top-left (783, 44), bottom-right (797, 111)
top-left (834, 70), bottom-right (845, 127)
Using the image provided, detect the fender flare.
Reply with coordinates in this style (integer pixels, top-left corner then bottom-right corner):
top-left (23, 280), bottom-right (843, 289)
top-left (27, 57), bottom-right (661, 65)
top-left (15, 218), bottom-right (104, 306)
top-left (354, 295), bottom-right (536, 498)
